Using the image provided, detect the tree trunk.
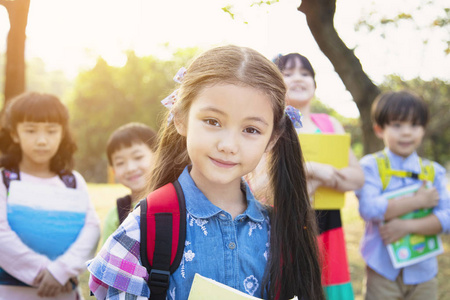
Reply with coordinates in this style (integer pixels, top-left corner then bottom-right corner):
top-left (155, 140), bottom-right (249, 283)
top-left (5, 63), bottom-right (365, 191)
top-left (298, 0), bottom-right (383, 154)
top-left (1, 0), bottom-right (30, 107)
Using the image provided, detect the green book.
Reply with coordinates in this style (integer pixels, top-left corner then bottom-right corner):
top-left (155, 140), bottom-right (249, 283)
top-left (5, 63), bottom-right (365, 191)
top-left (383, 183), bottom-right (444, 269)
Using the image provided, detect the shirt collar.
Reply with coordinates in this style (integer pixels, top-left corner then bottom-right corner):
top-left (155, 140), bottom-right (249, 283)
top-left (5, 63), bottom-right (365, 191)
top-left (177, 166), bottom-right (266, 222)
top-left (384, 147), bottom-right (420, 172)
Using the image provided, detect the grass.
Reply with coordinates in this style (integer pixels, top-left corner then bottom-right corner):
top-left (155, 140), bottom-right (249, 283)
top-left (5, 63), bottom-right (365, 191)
top-left (79, 184), bottom-right (450, 299)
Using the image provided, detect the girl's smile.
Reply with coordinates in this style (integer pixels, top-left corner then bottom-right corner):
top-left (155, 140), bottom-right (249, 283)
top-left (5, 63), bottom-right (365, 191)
top-left (282, 57), bottom-right (316, 109)
top-left (111, 143), bottom-right (154, 194)
top-left (209, 157), bottom-right (238, 168)
top-left (175, 83), bottom-right (274, 192)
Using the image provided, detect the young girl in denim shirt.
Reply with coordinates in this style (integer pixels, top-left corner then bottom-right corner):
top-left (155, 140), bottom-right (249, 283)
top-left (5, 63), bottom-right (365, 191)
top-left (88, 45), bottom-right (324, 300)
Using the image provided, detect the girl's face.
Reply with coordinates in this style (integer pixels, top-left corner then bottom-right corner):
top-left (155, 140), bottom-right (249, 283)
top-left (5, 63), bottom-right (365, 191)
top-left (175, 84), bottom-right (274, 190)
top-left (281, 57), bottom-right (316, 109)
top-left (12, 122), bottom-right (63, 170)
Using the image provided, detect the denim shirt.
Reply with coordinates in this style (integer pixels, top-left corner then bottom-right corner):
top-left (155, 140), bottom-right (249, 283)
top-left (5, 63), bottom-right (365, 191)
top-left (88, 166), bottom-right (271, 300)
top-left (356, 148), bottom-right (450, 284)
top-left (168, 167), bottom-right (271, 299)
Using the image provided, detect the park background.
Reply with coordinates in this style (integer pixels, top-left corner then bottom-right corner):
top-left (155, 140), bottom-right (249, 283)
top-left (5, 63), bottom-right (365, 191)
top-left (1, 0), bottom-right (449, 298)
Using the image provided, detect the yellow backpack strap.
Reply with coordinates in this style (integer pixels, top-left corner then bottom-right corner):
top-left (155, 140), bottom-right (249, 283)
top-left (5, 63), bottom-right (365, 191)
top-left (374, 152), bottom-right (436, 191)
top-left (418, 157), bottom-right (435, 183)
top-left (373, 151), bottom-right (391, 190)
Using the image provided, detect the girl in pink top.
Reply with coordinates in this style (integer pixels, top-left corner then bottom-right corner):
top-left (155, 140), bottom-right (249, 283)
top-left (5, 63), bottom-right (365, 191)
top-left (249, 53), bottom-right (364, 300)
top-left (0, 92), bottom-right (100, 299)
top-left (277, 53), bottom-right (364, 299)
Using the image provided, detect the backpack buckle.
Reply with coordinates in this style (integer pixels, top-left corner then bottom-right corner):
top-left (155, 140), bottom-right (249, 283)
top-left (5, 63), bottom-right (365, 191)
top-left (149, 269), bottom-right (170, 288)
top-left (410, 172), bottom-right (419, 180)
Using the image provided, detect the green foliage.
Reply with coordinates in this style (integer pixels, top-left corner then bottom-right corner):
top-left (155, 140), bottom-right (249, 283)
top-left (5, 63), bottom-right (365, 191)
top-left (355, 1), bottom-right (449, 55)
top-left (69, 49), bottom-right (198, 182)
top-left (379, 75), bottom-right (450, 166)
top-left (250, 0), bottom-right (279, 7)
top-left (0, 53), bottom-right (71, 116)
top-left (221, 5), bottom-right (235, 19)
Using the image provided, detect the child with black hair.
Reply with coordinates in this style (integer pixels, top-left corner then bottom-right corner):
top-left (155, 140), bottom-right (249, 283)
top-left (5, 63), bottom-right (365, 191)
top-left (0, 92), bottom-right (100, 299)
top-left (356, 90), bottom-right (450, 300)
top-left (102, 122), bottom-right (157, 245)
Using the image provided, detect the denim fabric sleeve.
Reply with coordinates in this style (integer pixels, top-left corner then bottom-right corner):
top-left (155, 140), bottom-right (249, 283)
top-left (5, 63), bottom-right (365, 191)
top-left (356, 155), bottom-right (389, 222)
top-left (431, 162), bottom-right (450, 234)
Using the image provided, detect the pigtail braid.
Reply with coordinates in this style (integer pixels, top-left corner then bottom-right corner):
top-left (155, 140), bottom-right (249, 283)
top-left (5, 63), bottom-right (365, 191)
top-left (264, 118), bottom-right (324, 300)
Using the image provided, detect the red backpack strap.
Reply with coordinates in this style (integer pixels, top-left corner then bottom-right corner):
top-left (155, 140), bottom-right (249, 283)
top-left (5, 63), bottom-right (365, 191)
top-left (139, 180), bottom-right (186, 300)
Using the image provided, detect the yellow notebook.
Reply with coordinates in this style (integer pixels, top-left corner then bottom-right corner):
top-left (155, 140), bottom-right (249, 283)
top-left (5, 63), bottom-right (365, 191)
top-left (298, 133), bottom-right (350, 209)
top-left (188, 274), bottom-right (298, 300)
top-left (188, 273), bottom-right (262, 300)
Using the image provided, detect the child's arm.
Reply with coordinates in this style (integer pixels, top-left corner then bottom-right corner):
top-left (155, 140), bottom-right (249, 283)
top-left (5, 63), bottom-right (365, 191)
top-left (306, 149), bottom-right (363, 192)
top-left (34, 268), bottom-right (65, 297)
top-left (384, 182), bottom-right (439, 221)
top-left (356, 155), bottom-right (392, 222)
top-left (380, 162), bottom-right (450, 244)
top-left (46, 172), bottom-right (101, 286)
top-left (431, 162), bottom-right (450, 234)
top-left (88, 209), bottom-right (149, 300)
top-left (33, 269), bottom-right (76, 297)
top-left (0, 183), bottom-right (51, 286)
top-left (379, 214), bottom-right (442, 245)
top-left (357, 156), bottom-right (441, 222)
top-left (307, 118), bottom-right (364, 192)
top-left (337, 149), bottom-right (365, 191)
top-left (306, 177), bottom-right (322, 197)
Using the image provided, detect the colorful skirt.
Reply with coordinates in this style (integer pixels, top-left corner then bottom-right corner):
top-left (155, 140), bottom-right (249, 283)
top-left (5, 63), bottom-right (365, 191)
top-left (316, 210), bottom-right (354, 300)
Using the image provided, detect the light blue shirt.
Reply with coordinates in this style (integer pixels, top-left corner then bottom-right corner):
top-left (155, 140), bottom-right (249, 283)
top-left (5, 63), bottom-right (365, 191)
top-left (355, 148), bottom-right (450, 284)
top-left (88, 167), bottom-right (271, 300)
top-left (166, 167), bottom-right (271, 299)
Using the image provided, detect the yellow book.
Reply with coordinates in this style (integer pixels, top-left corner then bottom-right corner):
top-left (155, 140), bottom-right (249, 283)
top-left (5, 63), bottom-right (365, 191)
top-left (188, 273), bottom-right (262, 300)
top-left (188, 274), bottom-right (299, 300)
top-left (298, 133), bottom-right (350, 209)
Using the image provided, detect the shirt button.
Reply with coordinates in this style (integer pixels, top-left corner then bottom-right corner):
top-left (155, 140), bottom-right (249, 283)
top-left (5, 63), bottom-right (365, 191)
top-left (228, 242), bottom-right (236, 249)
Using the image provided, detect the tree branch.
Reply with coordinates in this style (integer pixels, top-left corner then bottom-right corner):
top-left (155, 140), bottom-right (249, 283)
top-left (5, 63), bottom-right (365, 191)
top-left (298, 0), bottom-right (379, 103)
top-left (298, 0), bottom-right (383, 153)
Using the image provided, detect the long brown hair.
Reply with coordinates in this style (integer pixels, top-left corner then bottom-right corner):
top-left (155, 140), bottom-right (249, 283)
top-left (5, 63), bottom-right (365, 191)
top-left (148, 45), bottom-right (324, 300)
